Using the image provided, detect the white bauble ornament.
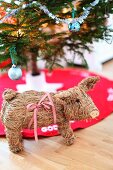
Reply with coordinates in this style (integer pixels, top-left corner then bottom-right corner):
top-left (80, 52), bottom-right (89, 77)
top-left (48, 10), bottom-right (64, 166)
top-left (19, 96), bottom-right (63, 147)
top-left (8, 65), bottom-right (22, 80)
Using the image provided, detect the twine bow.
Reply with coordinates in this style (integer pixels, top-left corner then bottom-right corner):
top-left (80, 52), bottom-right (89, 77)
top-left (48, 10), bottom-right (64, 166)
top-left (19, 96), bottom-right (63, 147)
top-left (27, 93), bottom-right (56, 141)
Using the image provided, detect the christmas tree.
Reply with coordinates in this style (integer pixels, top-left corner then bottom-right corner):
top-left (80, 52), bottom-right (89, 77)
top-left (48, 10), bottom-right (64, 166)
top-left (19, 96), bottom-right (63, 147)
top-left (0, 0), bottom-right (113, 76)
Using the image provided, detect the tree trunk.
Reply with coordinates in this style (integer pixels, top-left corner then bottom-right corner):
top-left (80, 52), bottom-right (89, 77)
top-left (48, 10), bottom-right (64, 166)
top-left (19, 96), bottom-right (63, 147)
top-left (25, 51), bottom-right (40, 76)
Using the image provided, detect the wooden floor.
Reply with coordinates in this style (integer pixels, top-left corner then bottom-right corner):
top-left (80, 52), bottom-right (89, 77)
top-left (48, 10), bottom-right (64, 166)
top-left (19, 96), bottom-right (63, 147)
top-left (0, 60), bottom-right (113, 170)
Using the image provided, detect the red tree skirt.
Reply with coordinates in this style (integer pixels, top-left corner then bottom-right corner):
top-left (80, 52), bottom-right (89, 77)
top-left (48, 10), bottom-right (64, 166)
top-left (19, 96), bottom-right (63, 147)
top-left (0, 68), bottom-right (113, 138)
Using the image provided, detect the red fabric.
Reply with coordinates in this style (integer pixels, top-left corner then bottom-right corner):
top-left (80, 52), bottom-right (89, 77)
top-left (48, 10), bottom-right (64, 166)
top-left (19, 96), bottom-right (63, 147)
top-left (0, 59), bottom-right (11, 69)
top-left (0, 68), bottom-right (113, 138)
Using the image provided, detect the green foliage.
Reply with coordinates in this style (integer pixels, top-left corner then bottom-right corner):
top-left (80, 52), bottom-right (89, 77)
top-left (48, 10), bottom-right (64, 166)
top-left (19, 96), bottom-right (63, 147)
top-left (0, 0), bottom-right (113, 69)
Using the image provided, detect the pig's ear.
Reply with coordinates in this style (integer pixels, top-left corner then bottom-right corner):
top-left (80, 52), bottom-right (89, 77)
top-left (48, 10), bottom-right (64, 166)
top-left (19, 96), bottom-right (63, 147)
top-left (78, 76), bottom-right (100, 92)
top-left (54, 90), bottom-right (70, 100)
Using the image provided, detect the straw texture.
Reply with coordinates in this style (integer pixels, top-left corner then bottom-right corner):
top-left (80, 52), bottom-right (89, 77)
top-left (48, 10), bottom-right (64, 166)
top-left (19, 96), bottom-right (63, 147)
top-left (1, 76), bottom-right (100, 153)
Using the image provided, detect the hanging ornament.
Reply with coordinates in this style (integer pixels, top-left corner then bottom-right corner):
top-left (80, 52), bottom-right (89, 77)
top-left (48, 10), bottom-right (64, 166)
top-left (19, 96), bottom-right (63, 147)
top-left (68, 7), bottom-right (80, 32)
top-left (8, 45), bottom-right (22, 80)
top-left (8, 64), bottom-right (22, 80)
top-left (68, 20), bottom-right (80, 32)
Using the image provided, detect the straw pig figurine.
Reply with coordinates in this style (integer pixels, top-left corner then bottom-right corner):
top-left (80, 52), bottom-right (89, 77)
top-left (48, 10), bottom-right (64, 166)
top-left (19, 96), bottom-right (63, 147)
top-left (1, 76), bottom-right (99, 153)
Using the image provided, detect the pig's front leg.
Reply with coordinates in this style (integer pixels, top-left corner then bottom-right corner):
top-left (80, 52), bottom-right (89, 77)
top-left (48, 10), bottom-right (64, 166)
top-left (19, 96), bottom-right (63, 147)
top-left (58, 121), bottom-right (75, 145)
top-left (5, 128), bottom-right (23, 153)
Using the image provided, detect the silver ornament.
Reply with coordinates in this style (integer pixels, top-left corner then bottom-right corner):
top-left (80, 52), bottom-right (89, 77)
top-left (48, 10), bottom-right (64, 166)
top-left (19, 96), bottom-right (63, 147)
top-left (8, 65), bottom-right (22, 80)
